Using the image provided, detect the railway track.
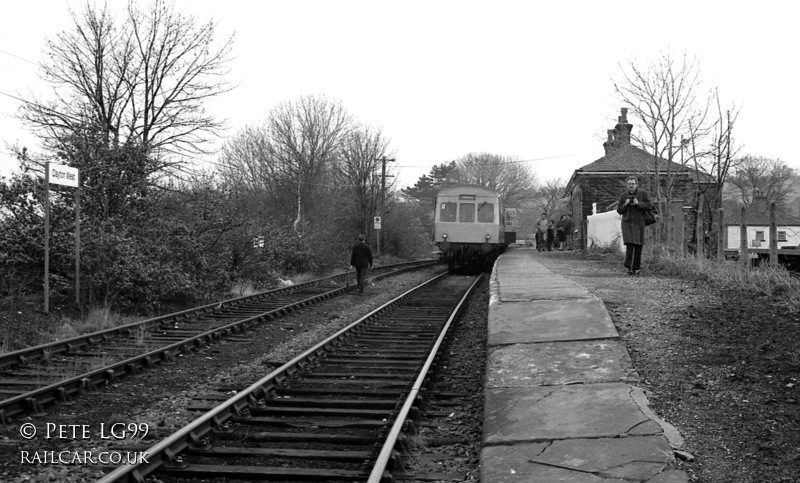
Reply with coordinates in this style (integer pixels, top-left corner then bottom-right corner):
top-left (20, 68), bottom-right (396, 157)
top-left (97, 272), bottom-right (482, 483)
top-left (0, 261), bottom-right (436, 423)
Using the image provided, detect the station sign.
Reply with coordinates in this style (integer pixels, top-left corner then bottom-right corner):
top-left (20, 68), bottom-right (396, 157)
top-left (49, 164), bottom-right (79, 187)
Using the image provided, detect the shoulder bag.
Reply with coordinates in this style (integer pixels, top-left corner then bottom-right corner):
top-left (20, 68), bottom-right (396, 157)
top-left (644, 208), bottom-right (657, 226)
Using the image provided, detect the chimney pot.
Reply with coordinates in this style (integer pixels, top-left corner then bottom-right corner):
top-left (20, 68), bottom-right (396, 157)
top-left (621, 107), bottom-right (628, 123)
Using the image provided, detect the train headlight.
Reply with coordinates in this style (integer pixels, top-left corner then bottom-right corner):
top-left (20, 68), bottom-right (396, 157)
top-left (485, 234), bottom-right (491, 241)
top-left (442, 233), bottom-right (448, 239)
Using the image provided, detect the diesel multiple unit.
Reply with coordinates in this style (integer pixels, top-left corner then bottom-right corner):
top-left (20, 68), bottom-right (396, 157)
top-left (434, 185), bottom-right (517, 268)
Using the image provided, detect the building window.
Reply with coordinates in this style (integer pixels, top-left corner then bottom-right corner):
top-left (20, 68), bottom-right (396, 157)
top-left (755, 231), bottom-right (765, 241)
top-left (778, 231), bottom-right (788, 242)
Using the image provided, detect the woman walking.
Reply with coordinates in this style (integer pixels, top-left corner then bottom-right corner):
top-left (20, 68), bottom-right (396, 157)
top-left (616, 176), bottom-right (654, 275)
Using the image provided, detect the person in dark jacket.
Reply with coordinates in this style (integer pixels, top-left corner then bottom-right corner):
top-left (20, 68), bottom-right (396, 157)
top-left (556, 215), bottom-right (568, 251)
top-left (350, 234), bottom-right (373, 294)
top-left (616, 176), bottom-right (654, 275)
top-left (546, 219), bottom-right (555, 251)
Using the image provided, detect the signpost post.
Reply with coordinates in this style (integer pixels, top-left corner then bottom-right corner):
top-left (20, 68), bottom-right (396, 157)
top-left (44, 163), bottom-right (80, 312)
top-left (374, 216), bottom-right (382, 256)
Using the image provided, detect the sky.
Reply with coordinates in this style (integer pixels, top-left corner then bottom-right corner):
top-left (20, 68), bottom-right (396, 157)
top-left (1, 0), bottom-right (799, 190)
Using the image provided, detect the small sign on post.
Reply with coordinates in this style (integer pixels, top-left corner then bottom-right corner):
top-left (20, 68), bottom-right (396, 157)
top-left (49, 164), bottom-right (79, 187)
top-left (373, 216), bottom-right (381, 230)
top-left (43, 163), bottom-right (81, 312)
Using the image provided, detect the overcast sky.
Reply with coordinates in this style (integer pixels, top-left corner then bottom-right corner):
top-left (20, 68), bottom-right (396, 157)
top-left (1, 0), bottom-right (798, 189)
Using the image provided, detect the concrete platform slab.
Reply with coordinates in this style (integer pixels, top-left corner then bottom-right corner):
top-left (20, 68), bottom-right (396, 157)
top-left (482, 443), bottom-right (627, 482)
top-left (496, 283), bottom-right (592, 301)
top-left (530, 436), bottom-right (673, 480)
top-left (487, 340), bottom-right (639, 387)
top-left (646, 470), bottom-right (690, 483)
top-left (484, 383), bottom-right (661, 445)
top-left (488, 298), bottom-right (618, 345)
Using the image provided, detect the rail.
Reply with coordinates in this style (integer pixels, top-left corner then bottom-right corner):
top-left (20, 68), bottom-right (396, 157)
top-left (0, 260), bottom-right (437, 421)
top-left (97, 271), bottom-right (479, 482)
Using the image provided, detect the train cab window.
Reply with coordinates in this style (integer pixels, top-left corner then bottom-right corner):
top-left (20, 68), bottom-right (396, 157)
top-left (440, 202), bottom-right (457, 222)
top-left (477, 202), bottom-right (494, 223)
top-left (459, 203), bottom-right (475, 222)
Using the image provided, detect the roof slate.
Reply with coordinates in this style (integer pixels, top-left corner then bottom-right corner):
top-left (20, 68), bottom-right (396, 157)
top-left (725, 204), bottom-right (800, 226)
top-left (575, 144), bottom-right (712, 182)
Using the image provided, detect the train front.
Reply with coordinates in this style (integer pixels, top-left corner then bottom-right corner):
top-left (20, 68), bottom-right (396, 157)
top-left (434, 186), bottom-right (504, 268)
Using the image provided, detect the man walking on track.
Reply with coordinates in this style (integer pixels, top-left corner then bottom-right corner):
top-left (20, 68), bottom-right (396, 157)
top-left (350, 234), bottom-right (373, 294)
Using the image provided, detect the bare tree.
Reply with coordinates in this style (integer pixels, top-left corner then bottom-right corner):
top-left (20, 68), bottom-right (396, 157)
top-left (450, 152), bottom-right (536, 207)
top-left (20, 0), bottom-right (233, 174)
top-left (264, 95), bottom-right (354, 231)
top-left (613, 51), bottom-right (710, 238)
top-left (728, 155), bottom-right (800, 209)
top-left (215, 124), bottom-right (289, 224)
top-left (532, 178), bottom-right (568, 217)
top-left (692, 89), bottom-right (741, 213)
top-left (332, 126), bottom-right (392, 237)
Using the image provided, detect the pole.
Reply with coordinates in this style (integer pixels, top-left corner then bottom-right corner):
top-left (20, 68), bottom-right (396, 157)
top-left (717, 208), bottom-right (724, 261)
top-left (739, 206), bottom-right (747, 267)
top-left (44, 161), bottom-right (50, 313)
top-left (769, 202), bottom-right (778, 266)
top-left (681, 210), bottom-right (686, 256)
top-left (379, 157), bottom-right (386, 257)
top-left (75, 176), bottom-right (81, 306)
top-left (695, 195), bottom-right (704, 258)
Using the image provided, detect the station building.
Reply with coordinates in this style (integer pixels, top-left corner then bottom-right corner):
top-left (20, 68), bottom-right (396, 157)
top-left (566, 108), bottom-right (717, 250)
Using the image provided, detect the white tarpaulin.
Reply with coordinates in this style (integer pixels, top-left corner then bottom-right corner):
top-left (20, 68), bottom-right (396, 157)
top-left (587, 210), bottom-right (623, 252)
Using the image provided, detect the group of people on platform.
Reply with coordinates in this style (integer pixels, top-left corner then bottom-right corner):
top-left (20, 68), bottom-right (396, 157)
top-left (531, 213), bottom-right (575, 252)
top-left (527, 176), bottom-right (655, 276)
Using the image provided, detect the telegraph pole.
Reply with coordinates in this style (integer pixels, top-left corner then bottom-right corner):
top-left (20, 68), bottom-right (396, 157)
top-left (377, 156), bottom-right (395, 257)
top-left (44, 162), bottom-right (50, 313)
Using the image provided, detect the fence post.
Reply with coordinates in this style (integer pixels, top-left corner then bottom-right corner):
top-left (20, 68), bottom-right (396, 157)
top-left (769, 202), bottom-right (778, 266)
top-left (717, 208), bottom-right (724, 261)
top-left (739, 207), bottom-right (748, 267)
top-left (681, 210), bottom-right (686, 256)
top-left (670, 214), bottom-right (675, 248)
top-left (695, 196), bottom-right (705, 258)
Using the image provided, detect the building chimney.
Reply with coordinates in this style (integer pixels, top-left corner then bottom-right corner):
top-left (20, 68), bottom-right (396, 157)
top-left (615, 107), bottom-right (633, 145)
top-left (603, 129), bottom-right (615, 157)
top-left (752, 189), bottom-right (768, 214)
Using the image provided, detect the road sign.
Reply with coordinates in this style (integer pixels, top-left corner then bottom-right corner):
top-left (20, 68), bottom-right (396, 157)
top-left (49, 164), bottom-right (79, 187)
top-left (374, 216), bottom-right (381, 230)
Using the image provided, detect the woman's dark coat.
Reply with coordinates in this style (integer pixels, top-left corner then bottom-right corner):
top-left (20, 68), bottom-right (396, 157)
top-left (616, 188), bottom-right (654, 245)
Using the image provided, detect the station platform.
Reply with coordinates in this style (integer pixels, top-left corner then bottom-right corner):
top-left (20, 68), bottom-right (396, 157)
top-left (480, 249), bottom-right (689, 482)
